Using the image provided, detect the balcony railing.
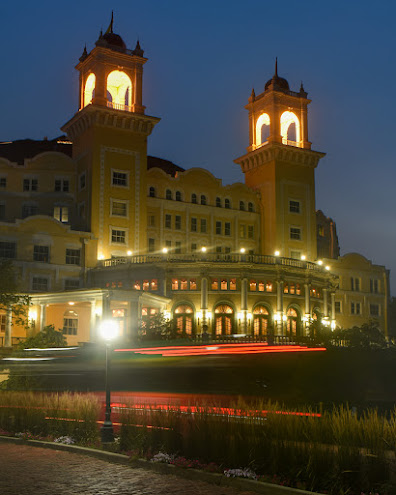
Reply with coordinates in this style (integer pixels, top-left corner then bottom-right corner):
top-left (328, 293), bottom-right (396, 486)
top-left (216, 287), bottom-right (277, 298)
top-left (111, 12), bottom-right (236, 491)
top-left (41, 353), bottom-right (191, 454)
top-left (107, 101), bottom-right (132, 112)
top-left (98, 253), bottom-right (323, 272)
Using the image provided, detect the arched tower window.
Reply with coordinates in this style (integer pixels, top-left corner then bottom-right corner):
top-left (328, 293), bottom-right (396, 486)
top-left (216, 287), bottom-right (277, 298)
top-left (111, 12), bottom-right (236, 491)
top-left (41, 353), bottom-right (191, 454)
top-left (106, 70), bottom-right (132, 111)
top-left (214, 304), bottom-right (234, 336)
top-left (84, 73), bottom-right (96, 107)
top-left (174, 304), bottom-right (194, 336)
top-left (280, 111), bottom-right (301, 146)
top-left (255, 113), bottom-right (270, 147)
top-left (253, 305), bottom-right (270, 336)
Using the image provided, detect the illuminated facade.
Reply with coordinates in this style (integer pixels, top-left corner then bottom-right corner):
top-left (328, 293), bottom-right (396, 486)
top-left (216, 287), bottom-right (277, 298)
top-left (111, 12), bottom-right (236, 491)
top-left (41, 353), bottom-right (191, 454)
top-left (0, 23), bottom-right (390, 346)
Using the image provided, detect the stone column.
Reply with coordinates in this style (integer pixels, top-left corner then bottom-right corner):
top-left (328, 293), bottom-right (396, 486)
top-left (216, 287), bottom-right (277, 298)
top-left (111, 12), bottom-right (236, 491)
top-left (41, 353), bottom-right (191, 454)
top-left (323, 288), bottom-right (329, 318)
top-left (276, 279), bottom-right (284, 336)
top-left (40, 304), bottom-right (46, 331)
top-left (201, 277), bottom-right (208, 330)
top-left (304, 282), bottom-right (311, 335)
top-left (241, 278), bottom-right (248, 333)
top-left (4, 307), bottom-right (12, 347)
top-left (331, 292), bottom-right (336, 329)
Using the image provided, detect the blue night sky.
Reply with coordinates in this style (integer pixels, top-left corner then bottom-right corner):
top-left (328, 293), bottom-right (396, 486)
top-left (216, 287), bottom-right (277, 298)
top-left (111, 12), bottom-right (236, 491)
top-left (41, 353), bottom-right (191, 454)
top-left (1, 1), bottom-right (395, 295)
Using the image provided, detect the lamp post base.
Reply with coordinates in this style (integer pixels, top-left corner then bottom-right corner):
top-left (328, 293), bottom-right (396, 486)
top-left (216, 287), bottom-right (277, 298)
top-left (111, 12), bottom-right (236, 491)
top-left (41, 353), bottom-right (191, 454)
top-left (101, 421), bottom-right (114, 444)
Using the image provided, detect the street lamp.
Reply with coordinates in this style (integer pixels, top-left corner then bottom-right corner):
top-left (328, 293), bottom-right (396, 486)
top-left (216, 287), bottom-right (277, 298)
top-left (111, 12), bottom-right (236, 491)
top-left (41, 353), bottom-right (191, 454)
top-left (98, 319), bottom-right (118, 443)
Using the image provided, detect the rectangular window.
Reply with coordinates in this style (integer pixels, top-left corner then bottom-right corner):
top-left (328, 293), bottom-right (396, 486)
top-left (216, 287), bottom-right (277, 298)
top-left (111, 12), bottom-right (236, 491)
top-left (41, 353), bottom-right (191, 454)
top-left (216, 221), bottom-right (222, 235)
top-left (112, 171), bottom-right (128, 186)
top-left (150, 279), bottom-right (158, 291)
top-left (225, 222), bottom-right (231, 236)
top-left (111, 229), bottom-right (126, 244)
top-left (111, 201), bottom-right (127, 217)
top-left (143, 280), bottom-right (149, 291)
top-left (239, 225), bottom-right (246, 238)
top-left (290, 250), bottom-right (301, 259)
top-left (175, 241), bottom-right (182, 254)
top-left (258, 281), bottom-right (265, 292)
top-left (216, 246), bottom-right (222, 253)
top-left (66, 248), bottom-right (81, 265)
top-left (23, 178), bottom-right (38, 191)
top-left (351, 277), bottom-right (360, 291)
top-left (32, 277), bottom-right (48, 291)
top-left (54, 206), bottom-right (69, 223)
top-left (79, 172), bottom-right (86, 190)
top-left (63, 318), bottom-right (78, 336)
top-left (318, 225), bottom-right (325, 237)
top-left (148, 215), bottom-right (155, 227)
top-left (172, 279), bottom-right (179, 290)
top-left (134, 280), bottom-right (141, 290)
top-left (290, 227), bottom-right (301, 240)
top-left (191, 217), bottom-right (197, 232)
top-left (250, 280), bottom-right (257, 291)
top-left (0, 314), bottom-right (5, 332)
top-left (33, 245), bottom-right (49, 262)
top-left (335, 301), bottom-right (341, 314)
top-left (165, 214), bottom-right (171, 229)
top-left (266, 282), bottom-right (273, 292)
top-left (64, 279), bottom-right (80, 290)
top-left (200, 218), bottom-right (207, 233)
top-left (0, 203), bottom-right (4, 220)
top-left (370, 279), bottom-right (379, 293)
top-left (148, 238), bottom-right (155, 253)
top-left (0, 241), bottom-right (16, 259)
top-left (0, 177), bottom-right (6, 188)
top-left (225, 247), bottom-right (231, 254)
top-left (221, 279), bottom-right (228, 290)
top-left (22, 204), bottom-right (38, 218)
top-left (370, 304), bottom-right (380, 317)
top-left (289, 200), bottom-right (300, 213)
top-left (351, 302), bottom-right (361, 315)
top-left (248, 225), bottom-right (254, 239)
top-left (230, 278), bottom-right (236, 290)
top-left (191, 243), bottom-right (197, 253)
top-left (180, 279), bottom-right (188, 290)
top-left (78, 202), bottom-right (85, 219)
top-left (165, 240), bottom-right (172, 249)
top-left (211, 278), bottom-right (219, 290)
top-left (175, 215), bottom-right (182, 230)
top-left (189, 279), bottom-right (197, 290)
top-left (55, 179), bottom-right (69, 192)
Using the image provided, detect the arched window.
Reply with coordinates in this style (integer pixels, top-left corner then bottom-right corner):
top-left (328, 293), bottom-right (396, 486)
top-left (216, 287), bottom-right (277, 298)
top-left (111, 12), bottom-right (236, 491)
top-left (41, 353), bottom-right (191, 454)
top-left (216, 197), bottom-right (222, 207)
top-left (191, 193), bottom-right (197, 204)
top-left (225, 198), bottom-right (231, 209)
top-left (201, 195), bottom-right (207, 205)
top-left (149, 186), bottom-right (156, 197)
top-left (253, 305), bottom-right (270, 336)
top-left (166, 189), bottom-right (172, 200)
top-left (175, 191), bottom-right (182, 201)
top-left (174, 304), bottom-right (194, 336)
top-left (280, 111), bottom-right (301, 146)
top-left (214, 304), bottom-right (234, 336)
top-left (63, 310), bottom-right (78, 336)
top-left (239, 201), bottom-right (245, 211)
top-left (255, 113), bottom-right (270, 147)
top-left (287, 307), bottom-right (301, 339)
top-left (248, 202), bottom-right (254, 212)
top-left (107, 70), bottom-right (132, 110)
top-left (84, 73), bottom-right (96, 107)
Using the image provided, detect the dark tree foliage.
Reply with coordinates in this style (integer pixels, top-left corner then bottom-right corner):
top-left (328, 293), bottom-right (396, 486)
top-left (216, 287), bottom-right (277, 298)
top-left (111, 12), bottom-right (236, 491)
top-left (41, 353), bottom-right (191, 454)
top-left (19, 324), bottom-right (67, 349)
top-left (0, 260), bottom-right (30, 327)
top-left (138, 312), bottom-right (174, 341)
top-left (332, 320), bottom-right (388, 348)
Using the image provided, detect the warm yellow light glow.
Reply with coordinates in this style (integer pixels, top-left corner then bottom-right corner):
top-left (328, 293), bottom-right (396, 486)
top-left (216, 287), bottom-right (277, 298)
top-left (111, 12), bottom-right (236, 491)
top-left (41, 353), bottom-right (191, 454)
top-left (84, 73), bottom-right (95, 107)
top-left (247, 313), bottom-right (252, 320)
top-left (29, 309), bottom-right (37, 321)
top-left (325, 265), bottom-right (330, 271)
top-left (318, 260), bottom-right (323, 266)
top-left (274, 312), bottom-right (281, 321)
top-left (301, 255), bottom-right (306, 260)
top-left (98, 254), bottom-right (105, 260)
top-left (201, 246), bottom-right (207, 253)
top-left (322, 318), bottom-right (330, 326)
top-left (274, 250), bottom-right (280, 256)
top-left (255, 112), bottom-right (270, 147)
top-left (282, 315), bottom-right (288, 322)
top-left (98, 319), bottom-right (119, 341)
top-left (162, 247), bottom-right (168, 253)
top-left (240, 248), bottom-right (246, 253)
top-left (127, 250), bottom-right (132, 256)
top-left (331, 320), bottom-right (336, 330)
top-left (107, 70), bottom-right (132, 109)
top-left (95, 307), bottom-right (103, 317)
top-left (206, 311), bottom-right (212, 319)
top-left (68, 302), bottom-right (75, 306)
top-left (197, 311), bottom-right (202, 319)
top-left (281, 111), bottom-right (301, 146)
top-left (237, 312), bottom-right (243, 320)
top-left (164, 311), bottom-right (171, 320)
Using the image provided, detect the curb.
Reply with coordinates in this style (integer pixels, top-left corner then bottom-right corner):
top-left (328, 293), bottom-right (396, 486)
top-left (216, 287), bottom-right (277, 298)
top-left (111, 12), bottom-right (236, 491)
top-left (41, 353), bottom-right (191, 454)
top-left (0, 436), bottom-right (317, 495)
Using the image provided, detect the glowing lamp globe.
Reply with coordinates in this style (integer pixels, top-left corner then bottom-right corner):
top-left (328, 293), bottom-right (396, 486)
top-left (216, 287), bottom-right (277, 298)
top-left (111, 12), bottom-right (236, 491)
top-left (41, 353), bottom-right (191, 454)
top-left (99, 320), bottom-right (118, 341)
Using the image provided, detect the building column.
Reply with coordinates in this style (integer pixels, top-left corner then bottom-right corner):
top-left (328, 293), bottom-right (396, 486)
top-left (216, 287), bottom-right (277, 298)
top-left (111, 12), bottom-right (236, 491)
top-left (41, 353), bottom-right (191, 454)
top-left (304, 282), bottom-right (311, 335)
top-left (331, 291), bottom-right (336, 330)
top-left (89, 299), bottom-right (98, 342)
top-left (323, 288), bottom-right (329, 318)
top-left (276, 279), bottom-right (284, 336)
top-left (201, 276), bottom-right (208, 332)
top-left (40, 304), bottom-right (46, 331)
top-left (241, 278), bottom-right (248, 333)
top-left (4, 307), bottom-right (12, 347)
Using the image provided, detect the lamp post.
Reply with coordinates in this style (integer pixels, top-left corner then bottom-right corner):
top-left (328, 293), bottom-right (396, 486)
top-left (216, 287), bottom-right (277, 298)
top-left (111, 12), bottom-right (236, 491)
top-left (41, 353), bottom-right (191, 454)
top-left (99, 319), bottom-right (118, 444)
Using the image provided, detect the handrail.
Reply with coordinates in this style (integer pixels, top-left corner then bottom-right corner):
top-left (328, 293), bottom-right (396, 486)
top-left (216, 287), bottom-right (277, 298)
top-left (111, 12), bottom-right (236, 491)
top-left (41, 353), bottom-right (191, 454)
top-left (98, 254), bottom-right (324, 272)
top-left (107, 101), bottom-right (132, 112)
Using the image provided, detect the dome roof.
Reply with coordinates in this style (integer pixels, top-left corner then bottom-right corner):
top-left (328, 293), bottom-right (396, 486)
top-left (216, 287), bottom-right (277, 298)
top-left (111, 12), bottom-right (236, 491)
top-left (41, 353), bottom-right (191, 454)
top-left (265, 58), bottom-right (290, 92)
top-left (102, 32), bottom-right (127, 50)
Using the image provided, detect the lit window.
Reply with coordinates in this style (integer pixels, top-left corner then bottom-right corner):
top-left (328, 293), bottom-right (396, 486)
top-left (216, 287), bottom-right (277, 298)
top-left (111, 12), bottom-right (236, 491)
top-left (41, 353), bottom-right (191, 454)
top-left (166, 189), bottom-right (172, 200)
top-left (221, 279), bottom-right (228, 290)
top-left (175, 215), bottom-right (182, 230)
top-left (289, 283), bottom-right (295, 295)
top-left (284, 283), bottom-right (289, 294)
top-left (63, 311), bottom-right (78, 336)
top-left (0, 241), bottom-right (16, 259)
top-left (216, 221), bottom-right (222, 235)
top-left (54, 206), bottom-right (69, 223)
top-left (0, 314), bottom-right (5, 332)
top-left (151, 279), bottom-right (158, 291)
top-left (290, 227), bottom-right (301, 240)
top-left (190, 279), bottom-right (197, 290)
top-left (230, 279), bottom-right (236, 290)
top-left (165, 214), bottom-right (172, 229)
top-left (112, 171), bottom-right (128, 187)
top-left (258, 281), bottom-right (265, 292)
top-left (134, 281), bottom-right (141, 290)
top-left (32, 276), bottom-right (48, 291)
top-left (266, 282), bottom-right (273, 292)
top-left (23, 178), bottom-right (38, 191)
top-left (143, 280), bottom-right (149, 290)
top-left (180, 279), bottom-right (188, 290)
top-left (211, 278), bottom-right (219, 290)
top-left (250, 280), bottom-right (257, 291)
top-left (216, 197), bottom-right (222, 207)
top-left (200, 195), bottom-right (207, 205)
top-left (111, 201), bottom-right (127, 217)
top-left (172, 279), bottom-right (179, 290)
top-left (296, 284), bottom-right (301, 295)
top-left (66, 248), bottom-right (81, 265)
top-left (111, 229), bottom-right (126, 244)
top-left (55, 179), bottom-right (69, 192)
top-left (289, 200), bottom-right (300, 213)
top-left (33, 245), bottom-right (49, 263)
top-left (225, 222), bottom-right (231, 236)
top-left (191, 217), bottom-right (197, 232)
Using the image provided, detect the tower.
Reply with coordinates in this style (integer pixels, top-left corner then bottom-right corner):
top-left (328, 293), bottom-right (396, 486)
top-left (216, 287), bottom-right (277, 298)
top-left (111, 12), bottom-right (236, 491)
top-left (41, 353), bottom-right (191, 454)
top-left (61, 16), bottom-right (160, 261)
top-left (235, 62), bottom-right (325, 261)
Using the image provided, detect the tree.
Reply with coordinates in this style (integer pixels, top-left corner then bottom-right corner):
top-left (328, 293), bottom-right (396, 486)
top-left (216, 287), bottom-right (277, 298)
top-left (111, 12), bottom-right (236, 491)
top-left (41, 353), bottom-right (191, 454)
top-left (0, 260), bottom-right (30, 346)
top-left (138, 311), bottom-right (174, 341)
top-left (19, 324), bottom-right (66, 349)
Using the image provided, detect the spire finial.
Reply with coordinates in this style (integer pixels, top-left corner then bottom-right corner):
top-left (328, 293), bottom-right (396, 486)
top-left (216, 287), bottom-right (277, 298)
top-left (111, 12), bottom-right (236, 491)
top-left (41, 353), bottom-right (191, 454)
top-left (105, 11), bottom-right (114, 35)
top-left (275, 57), bottom-right (278, 77)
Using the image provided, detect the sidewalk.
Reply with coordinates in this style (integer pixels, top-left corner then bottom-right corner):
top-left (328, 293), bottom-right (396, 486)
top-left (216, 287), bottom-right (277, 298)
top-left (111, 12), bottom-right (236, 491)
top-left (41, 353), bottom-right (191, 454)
top-left (0, 443), bottom-right (255, 495)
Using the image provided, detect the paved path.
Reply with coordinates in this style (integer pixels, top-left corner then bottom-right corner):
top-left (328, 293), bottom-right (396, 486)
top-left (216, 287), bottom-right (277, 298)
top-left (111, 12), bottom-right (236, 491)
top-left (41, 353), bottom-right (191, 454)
top-left (0, 444), bottom-right (255, 495)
